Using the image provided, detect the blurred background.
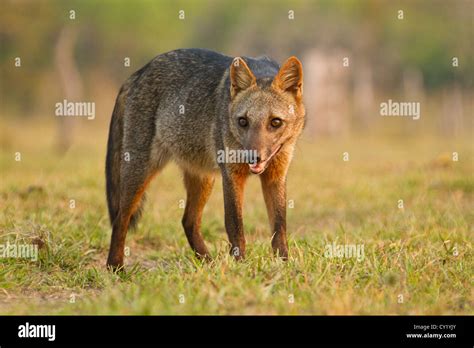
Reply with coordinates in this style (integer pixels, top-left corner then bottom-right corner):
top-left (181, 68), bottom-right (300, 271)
top-left (1, 0), bottom-right (472, 151)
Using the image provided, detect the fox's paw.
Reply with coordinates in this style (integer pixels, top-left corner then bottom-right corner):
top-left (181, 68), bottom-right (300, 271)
top-left (195, 251), bottom-right (212, 262)
top-left (272, 240), bottom-right (289, 260)
top-left (106, 257), bottom-right (125, 273)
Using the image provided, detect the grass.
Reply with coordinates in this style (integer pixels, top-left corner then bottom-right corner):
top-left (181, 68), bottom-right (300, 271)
top-left (0, 118), bottom-right (472, 315)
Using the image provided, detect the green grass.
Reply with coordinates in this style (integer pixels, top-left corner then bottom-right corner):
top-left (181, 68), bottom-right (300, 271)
top-left (0, 119), bottom-right (472, 314)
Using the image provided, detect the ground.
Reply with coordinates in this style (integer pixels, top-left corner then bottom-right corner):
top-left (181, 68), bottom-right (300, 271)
top-left (0, 118), bottom-right (472, 314)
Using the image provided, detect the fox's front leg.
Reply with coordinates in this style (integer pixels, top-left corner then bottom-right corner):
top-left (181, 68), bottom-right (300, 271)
top-left (260, 162), bottom-right (289, 259)
top-left (222, 166), bottom-right (248, 260)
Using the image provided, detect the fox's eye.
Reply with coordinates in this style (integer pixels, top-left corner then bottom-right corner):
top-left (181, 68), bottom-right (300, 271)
top-left (238, 117), bottom-right (248, 127)
top-left (270, 118), bottom-right (283, 128)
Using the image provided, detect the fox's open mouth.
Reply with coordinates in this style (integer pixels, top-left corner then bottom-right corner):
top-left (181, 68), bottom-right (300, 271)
top-left (248, 144), bottom-right (282, 175)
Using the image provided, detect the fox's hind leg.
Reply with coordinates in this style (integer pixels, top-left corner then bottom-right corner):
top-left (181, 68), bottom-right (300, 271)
top-left (182, 170), bottom-right (215, 259)
top-left (107, 166), bottom-right (157, 270)
top-left (107, 146), bottom-right (170, 270)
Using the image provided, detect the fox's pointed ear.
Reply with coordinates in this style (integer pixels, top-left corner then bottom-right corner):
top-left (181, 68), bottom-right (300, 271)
top-left (272, 56), bottom-right (303, 100)
top-left (230, 57), bottom-right (256, 98)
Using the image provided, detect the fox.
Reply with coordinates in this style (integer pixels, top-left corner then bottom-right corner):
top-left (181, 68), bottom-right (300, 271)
top-left (105, 48), bottom-right (305, 269)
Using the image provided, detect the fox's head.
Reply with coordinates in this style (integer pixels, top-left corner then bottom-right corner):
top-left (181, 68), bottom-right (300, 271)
top-left (228, 56), bottom-right (305, 174)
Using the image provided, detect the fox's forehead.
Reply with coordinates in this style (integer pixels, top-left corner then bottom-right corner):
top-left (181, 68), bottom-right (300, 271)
top-left (234, 88), bottom-right (294, 119)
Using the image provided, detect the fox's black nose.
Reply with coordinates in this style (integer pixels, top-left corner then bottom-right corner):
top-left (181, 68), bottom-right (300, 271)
top-left (255, 156), bottom-right (261, 163)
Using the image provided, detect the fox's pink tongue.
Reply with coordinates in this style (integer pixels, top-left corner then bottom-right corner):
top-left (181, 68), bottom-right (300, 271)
top-left (249, 162), bottom-right (265, 174)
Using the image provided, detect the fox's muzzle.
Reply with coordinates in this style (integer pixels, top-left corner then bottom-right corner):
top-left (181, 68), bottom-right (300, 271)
top-left (248, 144), bottom-right (282, 175)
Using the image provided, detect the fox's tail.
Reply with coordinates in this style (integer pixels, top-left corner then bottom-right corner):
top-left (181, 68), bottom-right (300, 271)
top-left (106, 82), bottom-right (152, 231)
top-left (105, 89), bottom-right (125, 228)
